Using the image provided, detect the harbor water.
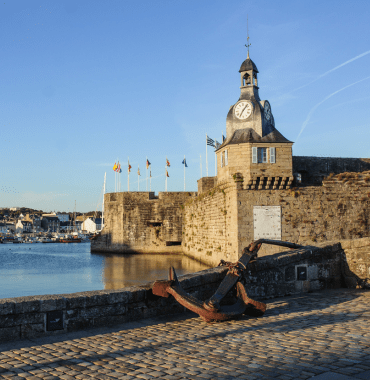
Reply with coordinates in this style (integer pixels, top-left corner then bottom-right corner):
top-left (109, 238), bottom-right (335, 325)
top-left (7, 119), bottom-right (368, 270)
top-left (0, 242), bottom-right (210, 299)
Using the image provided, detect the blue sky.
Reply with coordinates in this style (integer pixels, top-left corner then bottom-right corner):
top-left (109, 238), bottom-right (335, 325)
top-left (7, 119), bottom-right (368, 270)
top-left (1, 0), bottom-right (370, 212)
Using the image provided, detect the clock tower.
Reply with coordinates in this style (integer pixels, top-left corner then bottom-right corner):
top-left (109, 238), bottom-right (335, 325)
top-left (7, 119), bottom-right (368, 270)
top-left (216, 53), bottom-right (294, 190)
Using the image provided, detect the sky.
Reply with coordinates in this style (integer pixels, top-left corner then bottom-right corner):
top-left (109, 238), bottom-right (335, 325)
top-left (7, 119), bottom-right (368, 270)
top-left (1, 0), bottom-right (370, 213)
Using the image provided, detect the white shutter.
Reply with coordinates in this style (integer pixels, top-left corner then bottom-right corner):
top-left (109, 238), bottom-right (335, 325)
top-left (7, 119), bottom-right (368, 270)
top-left (252, 147), bottom-right (257, 163)
top-left (221, 152), bottom-right (224, 167)
top-left (225, 149), bottom-right (228, 166)
top-left (270, 147), bottom-right (276, 163)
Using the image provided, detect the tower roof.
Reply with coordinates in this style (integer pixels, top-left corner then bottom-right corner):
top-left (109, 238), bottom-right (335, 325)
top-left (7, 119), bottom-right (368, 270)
top-left (239, 57), bottom-right (258, 73)
top-left (216, 128), bottom-right (292, 151)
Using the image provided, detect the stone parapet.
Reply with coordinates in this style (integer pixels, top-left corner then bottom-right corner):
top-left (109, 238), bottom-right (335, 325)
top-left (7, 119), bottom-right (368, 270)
top-left (2, 242), bottom-right (368, 342)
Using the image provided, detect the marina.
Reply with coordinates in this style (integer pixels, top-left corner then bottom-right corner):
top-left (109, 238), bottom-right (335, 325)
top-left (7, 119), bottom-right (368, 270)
top-left (0, 242), bottom-right (209, 299)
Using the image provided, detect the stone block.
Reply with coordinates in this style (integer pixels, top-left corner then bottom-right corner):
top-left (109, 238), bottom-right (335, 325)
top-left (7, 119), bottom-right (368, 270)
top-left (63, 294), bottom-right (86, 309)
top-left (310, 280), bottom-right (322, 291)
top-left (79, 304), bottom-right (126, 319)
top-left (21, 323), bottom-right (45, 339)
top-left (0, 326), bottom-right (20, 341)
top-left (285, 266), bottom-right (295, 282)
top-left (307, 265), bottom-right (318, 280)
top-left (0, 300), bottom-right (15, 315)
top-left (14, 297), bottom-right (41, 314)
top-left (66, 318), bottom-right (94, 332)
top-left (39, 295), bottom-right (66, 312)
top-left (295, 281), bottom-right (303, 293)
top-left (0, 312), bottom-right (44, 328)
top-left (302, 280), bottom-right (310, 293)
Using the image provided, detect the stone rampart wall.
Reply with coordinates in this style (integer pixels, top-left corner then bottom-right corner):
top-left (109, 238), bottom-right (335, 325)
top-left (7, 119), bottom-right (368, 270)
top-left (339, 237), bottom-right (370, 288)
top-left (237, 172), bottom-right (370, 257)
top-left (184, 171), bottom-right (370, 265)
top-left (91, 191), bottom-right (196, 254)
top-left (182, 183), bottom-right (239, 266)
top-left (293, 156), bottom-right (370, 185)
top-left (3, 242), bottom-right (367, 342)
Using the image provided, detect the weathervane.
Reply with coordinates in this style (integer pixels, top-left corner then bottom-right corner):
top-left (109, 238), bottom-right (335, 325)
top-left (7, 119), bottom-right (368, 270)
top-left (245, 15), bottom-right (251, 58)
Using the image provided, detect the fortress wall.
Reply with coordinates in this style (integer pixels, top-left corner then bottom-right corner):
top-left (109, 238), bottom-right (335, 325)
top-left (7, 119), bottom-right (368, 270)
top-left (91, 191), bottom-right (196, 254)
top-left (184, 171), bottom-right (370, 266)
top-left (293, 156), bottom-right (370, 185)
top-left (237, 171), bottom-right (370, 257)
top-left (182, 182), bottom-right (238, 266)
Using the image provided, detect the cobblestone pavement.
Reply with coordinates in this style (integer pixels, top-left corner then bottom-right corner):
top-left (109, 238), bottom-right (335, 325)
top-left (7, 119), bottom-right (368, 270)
top-left (0, 289), bottom-right (369, 380)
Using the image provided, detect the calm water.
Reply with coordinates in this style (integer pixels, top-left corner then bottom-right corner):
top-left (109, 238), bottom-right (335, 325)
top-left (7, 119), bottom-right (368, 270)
top-left (0, 243), bottom-right (210, 299)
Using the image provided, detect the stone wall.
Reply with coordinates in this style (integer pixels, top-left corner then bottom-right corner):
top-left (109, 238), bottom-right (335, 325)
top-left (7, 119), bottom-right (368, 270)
top-left (2, 242), bottom-right (368, 342)
top-left (184, 171), bottom-right (370, 265)
top-left (217, 143), bottom-right (293, 189)
top-left (339, 237), bottom-right (370, 288)
top-left (91, 191), bottom-right (196, 254)
top-left (183, 182), bottom-right (238, 266)
top-left (293, 156), bottom-right (370, 185)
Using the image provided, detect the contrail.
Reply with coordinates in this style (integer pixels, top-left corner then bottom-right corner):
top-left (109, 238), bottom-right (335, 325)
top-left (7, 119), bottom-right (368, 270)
top-left (296, 75), bottom-right (370, 142)
top-left (292, 49), bottom-right (370, 93)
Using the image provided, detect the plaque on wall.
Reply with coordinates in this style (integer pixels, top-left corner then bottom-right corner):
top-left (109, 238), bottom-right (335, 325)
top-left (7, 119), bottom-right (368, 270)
top-left (253, 206), bottom-right (281, 240)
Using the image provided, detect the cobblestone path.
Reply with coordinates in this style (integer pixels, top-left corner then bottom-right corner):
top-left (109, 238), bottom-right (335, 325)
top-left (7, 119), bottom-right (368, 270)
top-left (0, 289), bottom-right (369, 380)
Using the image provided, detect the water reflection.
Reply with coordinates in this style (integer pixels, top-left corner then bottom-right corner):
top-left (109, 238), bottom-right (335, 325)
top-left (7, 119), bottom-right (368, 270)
top-left (99, 253), bottom-right (210, 289)
top-left (0, 243), bottom-right (210, 298)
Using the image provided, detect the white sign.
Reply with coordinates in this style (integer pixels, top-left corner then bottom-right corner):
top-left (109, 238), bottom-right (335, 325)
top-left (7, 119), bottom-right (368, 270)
top-left (253, 206), bottom-right (281, 240)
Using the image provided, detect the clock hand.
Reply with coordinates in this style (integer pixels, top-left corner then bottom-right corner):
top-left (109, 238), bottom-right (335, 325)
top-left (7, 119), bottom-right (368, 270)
top-left (241, 104), bottom-right (250, 117)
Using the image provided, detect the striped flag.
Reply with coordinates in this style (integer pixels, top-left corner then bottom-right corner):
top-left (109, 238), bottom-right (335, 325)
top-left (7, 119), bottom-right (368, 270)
top-left (146, 159), bottom-right (151, 169)
top-left (206, 136), bottom-right (215, 147)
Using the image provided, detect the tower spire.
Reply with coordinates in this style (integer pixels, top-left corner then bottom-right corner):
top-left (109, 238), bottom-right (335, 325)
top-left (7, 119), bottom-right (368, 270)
top-left (245, 15), bottom-right (251, 58)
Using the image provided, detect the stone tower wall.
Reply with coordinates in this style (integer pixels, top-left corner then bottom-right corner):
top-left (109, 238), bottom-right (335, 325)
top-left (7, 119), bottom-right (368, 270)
top-left (91, 191), bottom-right (196, 254)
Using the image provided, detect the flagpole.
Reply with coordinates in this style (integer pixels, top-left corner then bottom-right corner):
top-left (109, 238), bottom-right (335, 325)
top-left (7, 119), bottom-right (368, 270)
top-left (184, 155), bottom-right (186, 191)
top-left (206, 134), bottom-right (208, 177)
top-left (128, 157), bottom-right (130, 192)
top-left (150, 168), bottom-right (152, 191)
top-left (200, 154), bottom-right (202, 178)
top-left (165, 163), bottom-right (167, 192)
top-left (146, 157), bottom-right (148, 191)
top-left (138, 165), bottom-right (140, 191)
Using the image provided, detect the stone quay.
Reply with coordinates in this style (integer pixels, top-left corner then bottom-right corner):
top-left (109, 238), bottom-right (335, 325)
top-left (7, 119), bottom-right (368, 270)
top-left (0, 288), bottom-right (369, 380)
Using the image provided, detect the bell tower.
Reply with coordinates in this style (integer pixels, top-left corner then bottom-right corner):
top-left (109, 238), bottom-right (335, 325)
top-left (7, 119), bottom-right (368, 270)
top-left (216, 32), bottom-right (294, 190)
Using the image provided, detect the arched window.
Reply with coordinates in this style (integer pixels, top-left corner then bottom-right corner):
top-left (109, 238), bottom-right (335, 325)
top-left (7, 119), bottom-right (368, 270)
top-left (243, 73), bottom-right (251, 86)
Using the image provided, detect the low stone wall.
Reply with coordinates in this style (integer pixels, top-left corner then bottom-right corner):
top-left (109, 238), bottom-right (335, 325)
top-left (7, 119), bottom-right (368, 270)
top-left (1, 242), bottom-right (369, 342)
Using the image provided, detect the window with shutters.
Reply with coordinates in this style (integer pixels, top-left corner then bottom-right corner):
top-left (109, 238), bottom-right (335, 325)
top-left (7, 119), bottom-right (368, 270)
top-left (269, 147), bottom-right (276, 163)
top-left (257, 148), bottom-right (267, 163)
top-left (225, 149), bottom-right (228, 166)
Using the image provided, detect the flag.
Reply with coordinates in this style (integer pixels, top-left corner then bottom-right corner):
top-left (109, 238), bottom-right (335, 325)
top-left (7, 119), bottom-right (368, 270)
top-left (166, 169), bottom-right (169, 177)
top-left (182, 158), bottom-right (188, 167)
top-left (150, 170), bottom-right (152, 178)
top-left (117, 162), bottom-right (121, 173)
top-left (207, 136), bottom-right (215, 147)
top-left (128, 160), bottom-right (132, 173)
top-left (166, 158), bottom-right (170, 167)
top-left (137, 166), bottom-right (140, 176)
top-left (113, 162), bottom-right (117, 172)
top-left (222, 134), bottom-right (225, 142)
top-left (146, 159), bottom-right (151, 169)
top-left (215, 140), bottom-right (221, 149)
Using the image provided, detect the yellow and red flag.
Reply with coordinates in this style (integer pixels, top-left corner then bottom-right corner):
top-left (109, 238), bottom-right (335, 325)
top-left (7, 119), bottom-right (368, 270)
top-left (166, 158), bottom-right (170, 167)
top-left (113, 162), bottom-right (117, 172)
top-left (166, 169), bottom-right (169, 177)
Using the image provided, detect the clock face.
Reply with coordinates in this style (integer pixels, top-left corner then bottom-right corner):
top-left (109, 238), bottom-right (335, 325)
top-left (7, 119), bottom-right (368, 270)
top-left (234, 101), bottom-right (252, 120)
top-left (264, 101), bottom-right (272, 121)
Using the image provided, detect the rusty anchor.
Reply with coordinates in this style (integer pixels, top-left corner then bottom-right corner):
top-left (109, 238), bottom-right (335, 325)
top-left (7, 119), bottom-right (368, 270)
top-left (152, 239), bottom-right (303, 322)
